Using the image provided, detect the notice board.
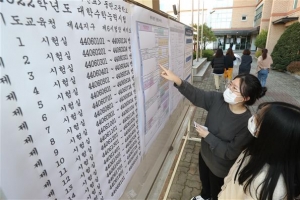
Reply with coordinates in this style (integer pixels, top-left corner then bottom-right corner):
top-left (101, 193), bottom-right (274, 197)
top-left (0, 1), bottom-right (192, 199)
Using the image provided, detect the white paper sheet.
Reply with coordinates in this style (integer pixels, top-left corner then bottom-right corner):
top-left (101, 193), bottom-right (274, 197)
top-left (168, 20), bottom-right (185, 113)
top-left (1, 1), bottom-right (141, 199)
top-left (130, 5), bottom-right (170, 151)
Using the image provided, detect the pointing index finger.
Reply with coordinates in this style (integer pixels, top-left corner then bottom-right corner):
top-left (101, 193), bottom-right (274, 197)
top-left (159, 64), bottom-right (168, 71)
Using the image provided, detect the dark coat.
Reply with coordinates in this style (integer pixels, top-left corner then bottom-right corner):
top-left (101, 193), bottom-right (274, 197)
top-left (238, 55), bottom-right (252, 74)
top-left (225, 55), bottom-right (236, 69)
top-left (211, 56), bottom-right (225, 74)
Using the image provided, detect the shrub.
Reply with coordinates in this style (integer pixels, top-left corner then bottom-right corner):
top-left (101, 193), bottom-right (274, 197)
top-left (255, 30), bottom-right (268, 48)
top-left (255, 49), bottom-right (262, 58)
top-left (193, 49), bottom-right (214, 61)
top-left (287, 61), bottom-right (300, 73)
top-left (202, 49), bottom-right (214, 61)
top-left (271, 22), bottom-right (300, 71)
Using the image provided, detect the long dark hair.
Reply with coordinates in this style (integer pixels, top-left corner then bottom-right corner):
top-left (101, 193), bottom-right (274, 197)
top-left (226, 48), bottom-right (234, 57)
top-left (215, 48), bottom-right (224, 58)
top-left (233, 74), bottom-right (262, 106)
top-left (262, 48), bottom-right (268, 60)
top-left (238, 102), bottom-right (300, 200)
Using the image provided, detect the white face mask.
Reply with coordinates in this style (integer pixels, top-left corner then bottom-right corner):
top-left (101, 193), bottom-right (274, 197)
top-left (223, 88), bottom-right (240, 104)
top-left (248, 115), bottom-right (257, 137)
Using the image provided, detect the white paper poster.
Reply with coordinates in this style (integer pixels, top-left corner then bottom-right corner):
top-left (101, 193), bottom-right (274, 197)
top-left (130, 5), bottom-right (170, 150)
top-left (168, 20), bottom-right (185, 113)
top-left (1, 1), bottom-right (141, 199)
top-left (184, 27), bottom-right (193, 81)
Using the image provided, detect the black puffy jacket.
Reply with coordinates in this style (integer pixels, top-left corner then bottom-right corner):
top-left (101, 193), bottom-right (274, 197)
top-left (211, 56), bottom-right (225, 74)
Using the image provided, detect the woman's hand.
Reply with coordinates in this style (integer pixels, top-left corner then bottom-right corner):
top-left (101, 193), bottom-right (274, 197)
top-left (195, 126), bottom-right (209, 138)
top-left (159, 64), bottom-right (182, 86)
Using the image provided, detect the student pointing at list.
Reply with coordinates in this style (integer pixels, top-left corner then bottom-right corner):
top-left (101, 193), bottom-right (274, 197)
top-left (159, 64), bottom-right (262, 200)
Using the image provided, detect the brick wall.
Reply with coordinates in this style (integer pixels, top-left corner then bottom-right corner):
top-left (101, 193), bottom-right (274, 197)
top-left (261, 0), bottom-right (272, 19)
top-left (258, 0), bottom-right (272, 44)
top-left (232, 0), bottom-right (256, 28)
top-left (260, 0), bottom-right (300, 53)
top-left (266, 24), bottom-right (286, 53)
top-left (272, 0), bottom-right (293, 13)
top-left (135, 0), bottom-right (153, 9)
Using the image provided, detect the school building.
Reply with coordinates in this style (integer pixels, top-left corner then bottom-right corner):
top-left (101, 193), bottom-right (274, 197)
top-left (135, 0), bottom-right (300, 54)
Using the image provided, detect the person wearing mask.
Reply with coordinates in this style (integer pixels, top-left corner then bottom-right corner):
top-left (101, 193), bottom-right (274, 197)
top-left (256, 48), bottom-right (273, 97)
top-left (218, 102), bottom-right (300, 200)
top-left (159, 64), bottom-right (262, 200)
top-left (211, 49), bottom-right (225, 91)
top-left (238, 49), bottom-right (252, 75)
top-left (224, 48), bottom-right (236, 84)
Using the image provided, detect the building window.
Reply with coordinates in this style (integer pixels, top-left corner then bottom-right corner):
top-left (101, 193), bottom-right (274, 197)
top-left (254, 12), bottom-right (262, 21)
top-left (242, 15), bottom-right (247, 21)
top-left (294, 0), bottom-right (298, 9)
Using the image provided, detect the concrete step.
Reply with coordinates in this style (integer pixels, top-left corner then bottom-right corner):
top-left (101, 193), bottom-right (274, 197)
top-left (192, 58), bottom-right (207, 74)
top-left (193, 61), bottom-right (211, 81)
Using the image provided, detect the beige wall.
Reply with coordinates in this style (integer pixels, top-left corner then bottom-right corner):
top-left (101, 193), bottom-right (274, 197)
top-left (266, 23), bottom-right (285, 53)
top-left (233, 0), bottom-right (256, 7)
top-left (134, 0), bottom-right (160, 11)
top-left (232, 0), bottom-right (299, 53)
top-left (265, 0), bottom-right (300, 53)
top-left (135, 0), bottom-right (152, 8)
top-left (152, 0), bottom-right (160, 10)
top-left (261, 0), bottom-right (272, 21)
top-left (260, 20), bottom-right (270, 30)
top-left (288, 7), bottom-right (300, 18)
top-left (232, 0), bottom-right (256, 28)
top-left (272, 0), bottom-right (293, 13)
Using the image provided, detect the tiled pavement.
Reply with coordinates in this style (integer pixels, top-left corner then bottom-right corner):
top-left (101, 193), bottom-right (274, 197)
top-left (166, 53), bottom-right (300, 200)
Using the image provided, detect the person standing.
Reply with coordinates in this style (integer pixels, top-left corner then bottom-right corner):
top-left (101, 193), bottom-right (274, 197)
top-left (257, 48), bottom-right (273, 88)
top-left (159, 64), bottom-right (262, 200)
top-left (218, 102), bottom-right (300, 200)
top-left (211, 49), bottom-right (225, 91)
top-left (223, 48), bottom-right (236, 84)
top-left (238, 49), bottom-right (252, 74)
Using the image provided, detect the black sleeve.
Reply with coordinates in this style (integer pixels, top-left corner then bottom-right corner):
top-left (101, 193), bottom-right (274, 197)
top-left (295, 162), bottom-right (300, 197)
top-left (174, 80), bottom-right (215, 110)
top-left (211, 58), bottom-right (214, 68)
top-left (224, 56), bottom-right (227, 69)
top-left (204, 125), bottom-right (254, 160)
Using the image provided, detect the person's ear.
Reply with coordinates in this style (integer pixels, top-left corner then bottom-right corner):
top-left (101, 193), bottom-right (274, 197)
top-left (243, 96), bottom-right (250, 101)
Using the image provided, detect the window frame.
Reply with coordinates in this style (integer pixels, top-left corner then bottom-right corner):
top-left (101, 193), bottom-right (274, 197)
top-left (294, 0), bottom-right (298, 9)
top-left (241, 15), bottom-right (247, 21)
